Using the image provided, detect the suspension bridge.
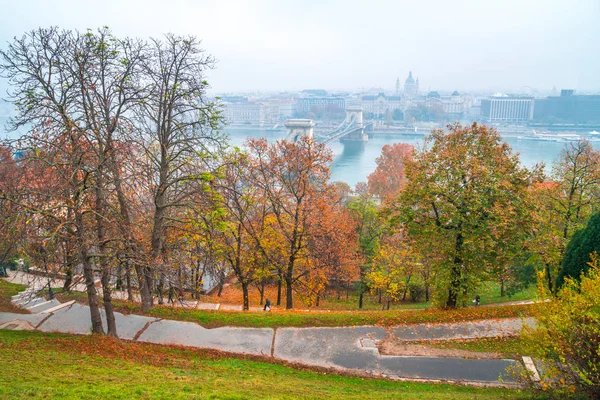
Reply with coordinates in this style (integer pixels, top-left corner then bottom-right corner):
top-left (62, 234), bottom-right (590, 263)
top-left (285, 106), bottom-right (371, 144)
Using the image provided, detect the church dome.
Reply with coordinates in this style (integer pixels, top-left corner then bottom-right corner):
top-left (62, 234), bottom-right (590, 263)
top-left (405, 71), bottom-right (415, 84)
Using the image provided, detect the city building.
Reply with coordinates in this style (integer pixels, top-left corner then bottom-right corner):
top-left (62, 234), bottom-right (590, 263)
top-left (222, 102), bottom-right (266, 125)
top-left (404, 71), bottom-right (420, 98)
top-left (480, 96), bottom-right (534, 123)
top-left (295, 97), bottom-right (346, 115)
top-left (534, 90), bottom-right (600, 124)
top-left (361, 92), bottom-right (402, 118)
top-left (278, 101), bottom-right (295, 119)
top-left (301, 89), bottom-right (328, 97)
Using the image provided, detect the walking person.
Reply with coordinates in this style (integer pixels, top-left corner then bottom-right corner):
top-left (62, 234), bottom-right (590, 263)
top-left (167, 286), bottom-right (174, 304)
top-left (178, 288), bottom-right (185, 306)
top-left (474, 294), bottom-right (480, 306)
top-left (263, 298), bottom-right (271, 312)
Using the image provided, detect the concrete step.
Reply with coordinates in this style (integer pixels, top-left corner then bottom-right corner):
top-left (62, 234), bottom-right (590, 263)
top-left (14, 297), bottom-right (45, 308)
top-left (11, 290), bottom-right (36, 301)
top-left (41, 300), bottom-right (75, 314)
top-left (26, 299), bottom-right (61, 313)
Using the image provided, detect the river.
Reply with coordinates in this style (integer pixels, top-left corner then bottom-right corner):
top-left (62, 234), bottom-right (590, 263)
top-left (225, 128), bottom-right (598, 187)
top-left (2, 116), bottom-right (597, 187)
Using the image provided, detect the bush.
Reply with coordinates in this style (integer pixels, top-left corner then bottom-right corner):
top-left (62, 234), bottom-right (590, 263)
top-left (408, 282), bottom-right (425, 302)
top-left (557, 213), bottom-right (600, 289)
top-left (523, 253), bottom-right (600, 399)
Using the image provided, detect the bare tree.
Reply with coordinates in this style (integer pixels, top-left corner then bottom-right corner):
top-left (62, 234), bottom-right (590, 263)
top-left (0, 27), bottom-right (107, 333)
top-left (133, 34), bottom-right (224, 311)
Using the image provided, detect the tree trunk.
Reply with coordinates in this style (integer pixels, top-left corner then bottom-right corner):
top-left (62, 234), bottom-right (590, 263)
top-left (402, 274), bottom-right (412, 301)
top-left (116, 263), bottom-right (123, 291)
top-left (316, 292), bottom-right (320, 307)
top-left (285, 259), bottom-right (294, 309)
top-left (106, 139), bottom-right (151, 310)
top-left (138, 266), bottom-right (154, 311)
top-left (500, 279), bottom-right (505, 297)
top-left (125, 263), bottom-right (133, 301)
top-left (446, 232), bottom-right (464, 308)
top-left (63, 265), bottom-right (73, 292)
top-left (257, 281), bottom-right (265, 305)
top-left (241, 281), bottom-right (249, 311)
top-left (358, 288), bottom-right (364, 309)
top-left (425, 284), bottom-right (430, 302)
top-left (157, 273), bottom-right (164, 305)
top-left (545, 263), bottom-right (554, 294)
top-left (285, 278), bottom-right (293, 309)
top-left (101, 269), bottom-right (118, 337)
top-left (276, 274), bottom-right (282, 306)
top-left (94, 169), bottom-right (117, 336)
top-left (76, 212), bottom-right (103, 334)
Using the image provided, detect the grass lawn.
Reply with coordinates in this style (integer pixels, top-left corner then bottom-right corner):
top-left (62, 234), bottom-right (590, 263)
top-left (0, 330), bottom-right (534, 399)
top-left (0, 279), bottom-right (28, 313)
top-left (477, 282), bottom-right (539, 306)
top-left (201, 281), bottom-right (537, 312)
top-left (56, 290), bottom-right (538, 329)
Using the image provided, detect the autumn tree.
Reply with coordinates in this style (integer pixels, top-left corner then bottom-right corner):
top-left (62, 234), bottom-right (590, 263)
top-left (532, 141), bottom-right (600, 293)
top-left (0, 145), bottom-right (23, 268)
top-left (347, 187), bottom-right (383, 308)
top-left (524, 254), bottom-right (600, 398)
top-left (208, 149), bottom-right (268, 310)
top-left (367, 232), bottom-right (420, 309)
top-left (305, 186), bottom-right (360, 306)
top-left (0, 27), bottom-right (109, 333)
top-left (246, 136), bottom-right (333, 309)
top-left (396, 123), bottom-right (532, 308)
top-left (367, 143), bottom-right (413, 202)
top-left (133, 34), bottom-right (224, 311)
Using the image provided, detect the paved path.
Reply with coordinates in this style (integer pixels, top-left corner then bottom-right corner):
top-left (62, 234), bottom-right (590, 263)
top-left (1, 278), bottom-right (533, 385)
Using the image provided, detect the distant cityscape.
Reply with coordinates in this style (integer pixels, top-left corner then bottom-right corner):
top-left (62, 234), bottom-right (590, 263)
top-left (217, 71), bottom-right (600, 132)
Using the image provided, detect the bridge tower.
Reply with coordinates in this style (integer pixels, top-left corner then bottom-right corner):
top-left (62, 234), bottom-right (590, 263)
top-left (341, 106), bottom-right (368, 142)
top-left (285, 119), bottom-right (315, 142)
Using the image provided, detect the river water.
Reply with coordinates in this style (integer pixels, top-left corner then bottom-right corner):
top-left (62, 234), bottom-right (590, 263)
top-left (2, 115), bottom-right (596, 188)
top-left (226, 128), bottom-right (599, 187)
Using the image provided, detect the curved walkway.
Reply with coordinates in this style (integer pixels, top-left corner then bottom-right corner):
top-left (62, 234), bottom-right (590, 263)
top-left (1, 273), bottom-right (538, 386)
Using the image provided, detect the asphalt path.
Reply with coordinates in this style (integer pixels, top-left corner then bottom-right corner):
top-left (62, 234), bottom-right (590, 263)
top-left (2, 273), bottom-right (531, 385)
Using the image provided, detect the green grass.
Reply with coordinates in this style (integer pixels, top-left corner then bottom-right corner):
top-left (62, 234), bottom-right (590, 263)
top-left (0, 330), bottom-right (534, 399)
top-left (111, 296), bottom-right (538, 329)
top-left (0, 279), bottom-right (27, 313)
top-left (477, 282), bottom-right (538, 306)
top-left (287, 281), bottom-right (536, 311)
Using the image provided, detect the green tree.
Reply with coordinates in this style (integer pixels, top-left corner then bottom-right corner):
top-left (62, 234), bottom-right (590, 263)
top-left (524, 253), bottom-right (600, 398)
top-left (347, 188), bottom-right (383, 308)
top-left (392, 108), bottom-right (404, 121)
top-left (396, 123), bottom-right (532, 308)
top-left (557, 212), bottom-right (600, 289)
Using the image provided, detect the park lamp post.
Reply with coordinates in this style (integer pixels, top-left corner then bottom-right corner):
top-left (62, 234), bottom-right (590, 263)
top-left (39, 246), bottom-right (54, 300)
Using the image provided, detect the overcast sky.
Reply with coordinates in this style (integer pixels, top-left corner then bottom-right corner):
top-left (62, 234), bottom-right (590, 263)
top-left (0, 0), bottom-right (599, 94)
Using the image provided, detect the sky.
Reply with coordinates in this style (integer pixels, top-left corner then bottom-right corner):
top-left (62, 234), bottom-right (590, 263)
top-left (0, 0), bottom-right (599, 94)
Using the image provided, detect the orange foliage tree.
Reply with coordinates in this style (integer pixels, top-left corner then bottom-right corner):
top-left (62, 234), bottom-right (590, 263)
top-left (368, 143), bottom-right (413, 202)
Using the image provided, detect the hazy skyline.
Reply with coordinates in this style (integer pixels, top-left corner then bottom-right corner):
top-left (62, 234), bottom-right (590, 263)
top-left (0, 0), bottom-right (599, 94)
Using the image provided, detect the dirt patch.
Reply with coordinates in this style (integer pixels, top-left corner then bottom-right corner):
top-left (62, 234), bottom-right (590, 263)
top-left (378, 338), bottom-right (503, 359)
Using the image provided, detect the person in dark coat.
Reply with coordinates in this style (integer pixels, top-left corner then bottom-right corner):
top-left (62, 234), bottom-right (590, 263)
top-left (264, 298), bottom-right (271, 311)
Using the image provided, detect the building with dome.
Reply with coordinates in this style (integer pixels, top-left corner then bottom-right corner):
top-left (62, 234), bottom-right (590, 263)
top-left (404, 71), bottom-right (419, 98)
